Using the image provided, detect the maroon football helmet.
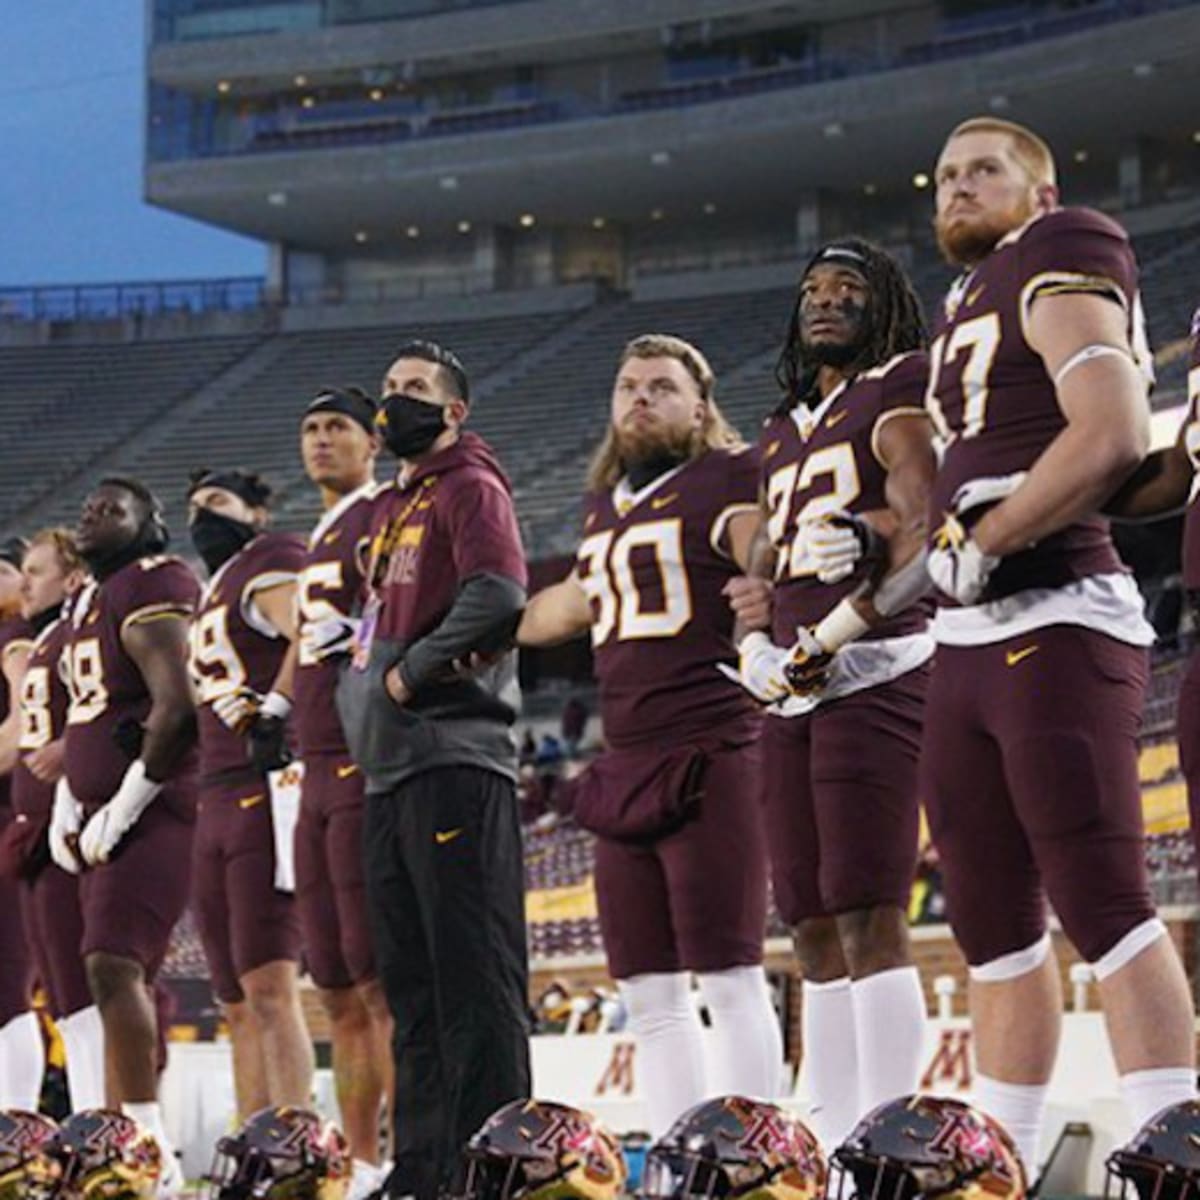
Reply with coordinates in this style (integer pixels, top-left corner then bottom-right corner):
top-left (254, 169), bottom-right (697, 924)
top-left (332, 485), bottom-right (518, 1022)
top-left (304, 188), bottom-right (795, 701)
top-left (640, 1095), bottom-right (827, 1200)
top-left (832, 1096), bottom-right (1025, 1200)
top-left (0, 1109), bottom-right (61, 1200)
top-left (1107, 1099), bottom-right (1200, 1200)
top-left (51, 1108), bottom-right (163, 1199)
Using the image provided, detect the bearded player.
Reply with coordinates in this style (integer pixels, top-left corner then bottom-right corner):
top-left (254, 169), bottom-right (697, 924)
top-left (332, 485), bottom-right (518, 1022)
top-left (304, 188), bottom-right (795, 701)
top-left (727, 240), bottom-right (936, 1147)
top-left (518, 334), bottom-right (783, 1136)
top-left (294, 387), bottom-right (392, 1193)
top-left (0, 535), bottom-right (38, 1109)
top-left (50, 476), bottom-right (199, 1194)
top-left (5, 528), bottom-right (103, 1113)
top-left (185, 468), bottom-right (313, 1120)
top-left (919, 116), bottom-right (1194, 1171)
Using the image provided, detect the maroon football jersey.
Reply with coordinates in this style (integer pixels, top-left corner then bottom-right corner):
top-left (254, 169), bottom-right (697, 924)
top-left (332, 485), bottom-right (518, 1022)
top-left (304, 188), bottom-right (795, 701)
top-left (294, 485), bottom-right (374, 757)
top-left (578, 448), bottom-right (761, 749)
top-left (1181, 308), bottom-right (1200, 590)
top-left (12, 616), bottom-right (70, 820)
top-left (189, 532), bottom-right (305, 781)
top-left (63, 556), bottom-right (201, 808)
top-left (364, 432), bottom-right (527, 643)
top-left (0, 618), bottom-right (35, 811)
top-left (761, 351), bottom-right (930, 644)
top-left (928, 207), bottom-right (1147, 599)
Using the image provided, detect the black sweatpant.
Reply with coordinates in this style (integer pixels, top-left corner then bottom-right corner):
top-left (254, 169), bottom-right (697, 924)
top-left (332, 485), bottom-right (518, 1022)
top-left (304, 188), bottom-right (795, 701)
top-left (363, 765), bottom-right (531, 1200)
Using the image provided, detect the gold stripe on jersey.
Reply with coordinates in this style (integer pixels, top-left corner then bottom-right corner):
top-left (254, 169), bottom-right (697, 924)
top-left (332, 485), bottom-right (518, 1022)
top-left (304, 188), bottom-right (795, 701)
top-left (120, 603), bottom-right (194, 634)
top-left (870, 406), bottom-right (931, 470)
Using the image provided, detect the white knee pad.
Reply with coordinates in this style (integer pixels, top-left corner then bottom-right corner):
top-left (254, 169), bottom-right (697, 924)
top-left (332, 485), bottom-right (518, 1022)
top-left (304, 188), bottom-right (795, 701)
top-left (968, 933), bottom-right (1052, 983)
top-left (1091, 918), bottom-right (1167, 982)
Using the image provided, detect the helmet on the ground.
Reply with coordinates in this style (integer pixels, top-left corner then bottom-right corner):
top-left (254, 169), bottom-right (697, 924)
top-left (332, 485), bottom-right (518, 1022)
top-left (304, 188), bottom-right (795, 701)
top-left (1107, 1099), bottom-right (1200, 1200)
top-left (0, 1109), bottom-right (61, 1199)
top-left (832, 1095), bottom-right (1025, 1200)
top-left (205, 1106), bottom-right (351, 1199)
top-left (51, 1108), bottom-right (163, 1199)
top-left (457, 1098), bottom-right (627, 1200)
top-left (640, 1095), bottom-right (827, 1200)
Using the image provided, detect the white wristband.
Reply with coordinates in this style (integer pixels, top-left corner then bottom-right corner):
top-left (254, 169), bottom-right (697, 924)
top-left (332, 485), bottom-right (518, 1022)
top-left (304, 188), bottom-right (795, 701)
top-left (121, 759), bottom-right (163, 808)
top-left (813, 598), bottom-right (871, 653)
top-left (261, 691), bottom-right (293, 720)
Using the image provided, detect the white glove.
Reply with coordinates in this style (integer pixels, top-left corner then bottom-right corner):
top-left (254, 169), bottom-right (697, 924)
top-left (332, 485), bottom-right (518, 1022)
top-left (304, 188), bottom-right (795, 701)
top-left (805, 512), bottom-right (877, 585)
top-left (300, 614), bottom-right (360, 662)
top-left (78, 760), bottom-right (162, 866)
top-left (928, 513), bottom-right (999, 605)
top-left (212, 687), bottom-right (263, 733)
top-left (723, 632), bottom-right (791, 703)
top-left (49, 776), bottom-right (83, 875)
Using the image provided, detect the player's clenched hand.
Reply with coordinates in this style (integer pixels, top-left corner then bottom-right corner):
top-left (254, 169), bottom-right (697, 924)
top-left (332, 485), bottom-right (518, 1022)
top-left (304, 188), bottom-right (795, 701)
top-left (300, 614), bottom-right (359, 662)
top-left (727, 631), bottom-right (791, 703)
top-left (805, 511), bottom-right (879, 584)
top-left (722, 576), bottom-right (773, 632)
top-left (927, 472), bottom-right (1024, 605)
top-left (78, 761), bottom-right (162, 866)
top-left (783, 626), bottom-right (834, 696)
top-left (212, 686), bottom-right (264, 734)
top-left (49, 777), bottom-right (84, 875)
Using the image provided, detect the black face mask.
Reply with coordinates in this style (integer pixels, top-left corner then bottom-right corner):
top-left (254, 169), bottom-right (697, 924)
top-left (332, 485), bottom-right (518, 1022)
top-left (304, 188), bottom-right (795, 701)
top-left (190, 508), bottom-right (257, 574)
top-left (378, 393), bottom-right (448, 459)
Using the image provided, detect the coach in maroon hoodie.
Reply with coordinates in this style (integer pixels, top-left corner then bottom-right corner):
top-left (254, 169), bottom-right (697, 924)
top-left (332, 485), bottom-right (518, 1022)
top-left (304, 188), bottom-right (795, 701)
top-left (336, 340), bottom-right (530, 1200)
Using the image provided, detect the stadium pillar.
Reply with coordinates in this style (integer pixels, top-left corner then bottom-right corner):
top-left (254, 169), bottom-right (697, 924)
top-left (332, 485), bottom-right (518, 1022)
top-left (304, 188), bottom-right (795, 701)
top-left (1118, 142), bottom-right (1145, 209)
top-left (794, 190), bottom-right (825, 253)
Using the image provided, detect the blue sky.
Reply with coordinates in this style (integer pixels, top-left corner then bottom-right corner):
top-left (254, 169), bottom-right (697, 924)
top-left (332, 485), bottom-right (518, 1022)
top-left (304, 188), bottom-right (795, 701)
top-left (0, 4), bottom-right (264, 287)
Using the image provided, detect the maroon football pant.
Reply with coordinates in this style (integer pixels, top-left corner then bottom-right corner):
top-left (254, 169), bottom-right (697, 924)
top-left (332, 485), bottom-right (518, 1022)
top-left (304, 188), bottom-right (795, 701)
top-left (0, 869), bottom-right (31, 1025)
top-left (920, 625), bottom-right (1156, 966)
top-left (1175, 648), bottom-right (1200, 870)
top-left (295, 755), bottom-right (375, 990)
top-left (20, 864), bottom-right (90, 1017)
top-left (79, 788), bottom-right (194, 979)
top-left (593, 737), bottom-right (767, 979)
top-left (762, 669), bottom-right (926, 926)
top-left (192, 779), bottom-right (300, 1004)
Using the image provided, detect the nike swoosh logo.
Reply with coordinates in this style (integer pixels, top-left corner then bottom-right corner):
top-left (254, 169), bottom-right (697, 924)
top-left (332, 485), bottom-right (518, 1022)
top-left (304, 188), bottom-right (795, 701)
top-left (323, 529), bottom-right (342, 545)
top-left (336, 763), bottom-right (359, 779)
top-left (435, 828), bottom-right (463, 845)
top-left (1005, 645), bottom-right (1039, 667)
top-left (650, 493), bottom-right (679, 510)
top-left (239, 793), bottom-right (266, 809)
top-left (826, 410), bottom-right (849, 428)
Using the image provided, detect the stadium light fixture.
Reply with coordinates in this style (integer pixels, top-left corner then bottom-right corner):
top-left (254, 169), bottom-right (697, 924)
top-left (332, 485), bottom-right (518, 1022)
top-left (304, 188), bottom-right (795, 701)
top-left (1132, 62), bottom-right (1155, 77)
top-left (863, 183), bottom-right (878, 196)
top-left (822, 122), bottom-right (844, 139)
top-left (702, 202), bottom-right (717, 215)
top-left (457, 220), bottom-right (473, 234)
top-left (1192, 130), bottom-right (1200, 144)
top-left (369, 88), bottom-right (385, 101)
top-left (267, 191), bottom-right (288, 207)
top-left (650, 151), bottom-right (671, 166)
top-left (1073, 149), bottom-right (1089, 164)
top-left (592, 217), bottom-right (607, 230)
top-left (217, 80), bottom-right (231, 95)
top-left (519, 213), bottom-right (536, 228)
top-left (912, 172), bottom-right (930, 189)
top-left (294, 74), bottom-right (308, 87)
top-left (354, 230), bottom-right (369, 244)
top-left (650, 208), bottom-right (665, 221)
top-left (406, 225), bottom-right (420, 239)
top-left (301, 96), bottom-right (316, 109)
top-left (439, 176), bottom-right (459, 191)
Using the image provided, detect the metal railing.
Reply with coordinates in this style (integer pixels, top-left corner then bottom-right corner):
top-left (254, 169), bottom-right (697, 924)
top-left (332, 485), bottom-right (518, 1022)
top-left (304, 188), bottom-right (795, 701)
top-left (0, 277), bottom-right (267, 323)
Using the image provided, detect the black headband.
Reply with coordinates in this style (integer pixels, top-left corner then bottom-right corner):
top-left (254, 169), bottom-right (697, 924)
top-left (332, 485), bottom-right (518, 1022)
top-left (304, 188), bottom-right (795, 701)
top-left (188, 469), bottom-right (270, 509)
top-left (0, 536), bottom-right (27, 569)
top-left (803, 244), bottom-right (869, 278)
top-left (305, 388), bottom-right (377, 435)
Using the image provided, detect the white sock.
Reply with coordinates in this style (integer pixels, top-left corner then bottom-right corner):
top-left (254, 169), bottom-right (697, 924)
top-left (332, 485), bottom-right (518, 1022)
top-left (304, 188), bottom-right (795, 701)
top-left (619, 972), bottom-right (706, 1137)
top-left (58, 1005), bottom-right (106, 1111)
top-left (697, 965), bottom-right (785, 1100)
top-left (973, 1073), bottom-right (1048, 1179)
top-left (1119, 1067), bottom-right (1198, 1130)
top-left (801, 977), bottom-right (859, 1149)
top-left (0, 1011), bottom-right (44, 1110)
top-left (852, 966), bottom-right (925, 1113)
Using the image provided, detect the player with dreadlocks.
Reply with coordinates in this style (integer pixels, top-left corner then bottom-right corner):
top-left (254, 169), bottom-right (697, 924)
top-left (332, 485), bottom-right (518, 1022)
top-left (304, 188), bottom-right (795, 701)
top-left (726, 238), bottom-right (937, 1147)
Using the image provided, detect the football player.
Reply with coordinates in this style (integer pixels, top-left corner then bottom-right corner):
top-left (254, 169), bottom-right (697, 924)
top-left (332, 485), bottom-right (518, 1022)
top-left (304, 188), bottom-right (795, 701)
top-left (0, 535), bottom-right (37, 1110)
top-left (50, 476), bottom-right (199, 1194)
top-left (185, 468), bottom-right (312, 1120)
top-left (518, 335), bottom-right (783, 1136)
top-left (294, 388), bottom-right (392, 1191)
top-left (727, 240), bottom-right (936, 1148)
top-left (5, 530), bottom-right (102, 1111)
top-left (919, 116), bottom-right (1194, 1170)
top-left (1104, 309), bottom-right (1200, 867)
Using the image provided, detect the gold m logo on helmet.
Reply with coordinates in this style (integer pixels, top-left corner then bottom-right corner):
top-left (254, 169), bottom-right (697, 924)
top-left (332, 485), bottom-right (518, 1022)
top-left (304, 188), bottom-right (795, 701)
top-left (595, 1042), bottom-right (636, 1096)
top-left (919, 1029), bottom-right (972, 1092)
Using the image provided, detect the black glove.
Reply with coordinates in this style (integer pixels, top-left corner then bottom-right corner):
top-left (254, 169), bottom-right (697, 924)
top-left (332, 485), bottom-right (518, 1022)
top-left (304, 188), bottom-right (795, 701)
top-left (246, 714), bottom-right (293, 775)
